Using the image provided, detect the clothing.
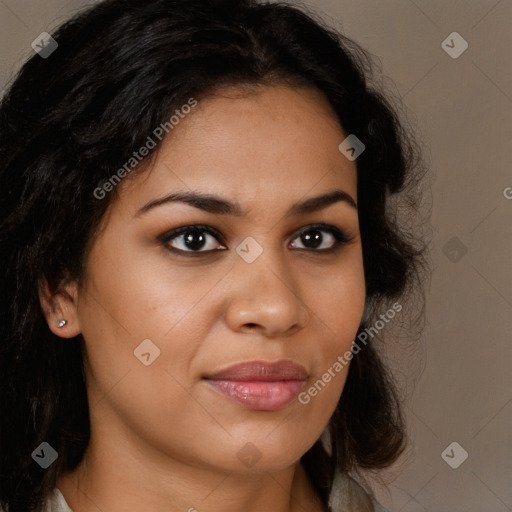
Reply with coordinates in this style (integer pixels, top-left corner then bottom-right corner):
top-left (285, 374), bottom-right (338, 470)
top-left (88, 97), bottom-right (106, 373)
top-left (43, 490), bottom-right (70, 512)
top-left (328, 470), bottom-right (389, 511)
top-left (43, 472), bottom-right (389, 512)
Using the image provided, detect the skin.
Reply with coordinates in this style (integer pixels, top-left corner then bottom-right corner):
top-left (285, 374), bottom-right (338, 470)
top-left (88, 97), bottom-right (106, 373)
top-left (39, 84), bottom-right (366, 512)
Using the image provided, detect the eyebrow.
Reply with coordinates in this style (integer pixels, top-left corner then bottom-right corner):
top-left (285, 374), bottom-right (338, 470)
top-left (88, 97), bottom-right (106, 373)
top-left (135, 188), bottom-right (357, 218)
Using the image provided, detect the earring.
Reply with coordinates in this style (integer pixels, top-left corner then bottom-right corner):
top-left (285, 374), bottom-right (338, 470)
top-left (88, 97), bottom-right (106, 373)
top-left (57, 319), bottom-right (67, 328)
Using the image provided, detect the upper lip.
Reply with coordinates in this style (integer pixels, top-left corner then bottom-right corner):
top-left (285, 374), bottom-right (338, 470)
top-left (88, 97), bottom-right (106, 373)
top-left (204, 359), bottom-right (308, 381)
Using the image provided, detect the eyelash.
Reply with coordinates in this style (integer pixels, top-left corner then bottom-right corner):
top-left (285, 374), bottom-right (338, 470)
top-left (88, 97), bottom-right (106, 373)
top-left (158, 223), bottom-right (355, 257)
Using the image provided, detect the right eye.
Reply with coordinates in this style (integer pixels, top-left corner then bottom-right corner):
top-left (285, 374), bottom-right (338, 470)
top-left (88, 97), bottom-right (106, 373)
top-left (158, 225), bottom-right (227, 256)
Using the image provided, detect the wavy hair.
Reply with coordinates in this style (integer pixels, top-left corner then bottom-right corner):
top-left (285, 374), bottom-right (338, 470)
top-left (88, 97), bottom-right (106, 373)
top-left (0, 0), bottom-right (430, 509)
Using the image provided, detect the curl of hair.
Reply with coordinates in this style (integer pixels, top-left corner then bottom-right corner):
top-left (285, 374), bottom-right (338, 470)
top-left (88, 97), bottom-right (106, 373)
top-left (0, 0), bottom-right (430, 509)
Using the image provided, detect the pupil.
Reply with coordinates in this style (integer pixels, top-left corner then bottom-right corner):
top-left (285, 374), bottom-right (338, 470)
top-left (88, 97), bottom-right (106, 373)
top-left (302, 229), bottom-right (322, 248)
top-left (184, 231), bottom-right (205, 250)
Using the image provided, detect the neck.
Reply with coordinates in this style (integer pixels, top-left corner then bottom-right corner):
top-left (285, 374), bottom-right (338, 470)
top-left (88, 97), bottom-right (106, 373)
top-left (57, 430), bottom-right (326, 512)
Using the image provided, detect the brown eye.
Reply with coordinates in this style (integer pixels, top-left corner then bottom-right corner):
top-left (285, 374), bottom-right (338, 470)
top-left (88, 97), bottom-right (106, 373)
top-left (159, 225), bottom-right (227, 254)
top-left (289, 223), bottom-right (354, 252)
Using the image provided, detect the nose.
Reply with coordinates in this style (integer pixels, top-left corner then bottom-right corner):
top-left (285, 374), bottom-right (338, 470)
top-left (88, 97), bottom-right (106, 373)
top-left (224, 250), bottom-right (310, 338)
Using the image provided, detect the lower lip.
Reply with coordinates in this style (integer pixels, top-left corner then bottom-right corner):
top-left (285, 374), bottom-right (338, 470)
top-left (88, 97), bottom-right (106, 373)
top-left (205, 379), bottom-right (305, 411)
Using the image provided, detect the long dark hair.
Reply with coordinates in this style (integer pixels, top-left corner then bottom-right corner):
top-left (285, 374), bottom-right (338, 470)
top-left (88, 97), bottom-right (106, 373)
top-left (0, 0), bottom-right (429, 510)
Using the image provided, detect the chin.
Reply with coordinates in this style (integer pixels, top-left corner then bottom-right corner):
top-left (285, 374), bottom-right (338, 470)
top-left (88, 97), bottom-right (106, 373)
top-left (205, 430), bottom-right (316, 474)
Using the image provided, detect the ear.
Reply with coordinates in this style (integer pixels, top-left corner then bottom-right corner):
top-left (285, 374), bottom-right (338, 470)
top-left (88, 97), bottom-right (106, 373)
top-left (38, 277), bottom-right (82, 338)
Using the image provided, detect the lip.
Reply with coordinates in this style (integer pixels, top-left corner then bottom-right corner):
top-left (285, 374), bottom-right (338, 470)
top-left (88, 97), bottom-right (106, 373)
top-left (203, 360), bottom-right (308, 411)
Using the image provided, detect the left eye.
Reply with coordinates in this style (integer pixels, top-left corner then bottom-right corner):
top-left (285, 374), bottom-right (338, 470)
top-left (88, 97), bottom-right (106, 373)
top-left (289, 226), bottom-right (341, 251)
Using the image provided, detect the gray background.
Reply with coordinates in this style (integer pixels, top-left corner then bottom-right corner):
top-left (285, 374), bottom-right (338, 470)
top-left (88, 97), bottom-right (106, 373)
top-left (1, 1), bottom-right (510, 511)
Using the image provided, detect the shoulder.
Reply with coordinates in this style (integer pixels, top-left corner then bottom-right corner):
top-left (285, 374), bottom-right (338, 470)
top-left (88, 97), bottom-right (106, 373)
top-left (6, 479), bottom-right (389, 512)
top-left (43, 489), bottom-right (73, 512)
top-left (327, 470), bottom-right (390, 512)
top-left (0, 489), bottom-right (72, 512)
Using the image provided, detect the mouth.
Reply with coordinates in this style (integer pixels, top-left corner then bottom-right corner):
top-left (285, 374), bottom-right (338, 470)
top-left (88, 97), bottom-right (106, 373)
top-left (203, 360), bottom-right (308, 411)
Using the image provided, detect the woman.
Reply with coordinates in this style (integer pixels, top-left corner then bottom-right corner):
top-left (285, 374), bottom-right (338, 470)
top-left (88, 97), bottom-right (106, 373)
top-left (0, 0), bottom-right (429, 510)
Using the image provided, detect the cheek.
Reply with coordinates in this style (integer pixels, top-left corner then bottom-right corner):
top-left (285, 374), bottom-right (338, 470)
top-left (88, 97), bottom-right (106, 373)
top-left (309, 250), bottom-right (366, 343)
top-left (80, 233), bottom-right (227, 340)
top-left (76, 249), bottom-right (214, 451)
top-left (76, 236), bottom-right (229, 404)
top-left (300, 252), bottom-right (365, 406)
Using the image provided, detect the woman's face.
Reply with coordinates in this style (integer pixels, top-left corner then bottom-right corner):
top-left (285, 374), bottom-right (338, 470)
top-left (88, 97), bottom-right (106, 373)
top-left (55, 85), bottom-right (365, 474)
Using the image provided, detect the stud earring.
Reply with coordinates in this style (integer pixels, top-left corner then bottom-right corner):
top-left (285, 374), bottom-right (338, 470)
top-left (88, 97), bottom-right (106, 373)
top-left (57, 319), bottom-right (67, 328)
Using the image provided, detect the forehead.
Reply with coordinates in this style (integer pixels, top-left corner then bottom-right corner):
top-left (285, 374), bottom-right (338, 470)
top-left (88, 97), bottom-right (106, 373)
top-left (118, 84), bottom-right (357, 216)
